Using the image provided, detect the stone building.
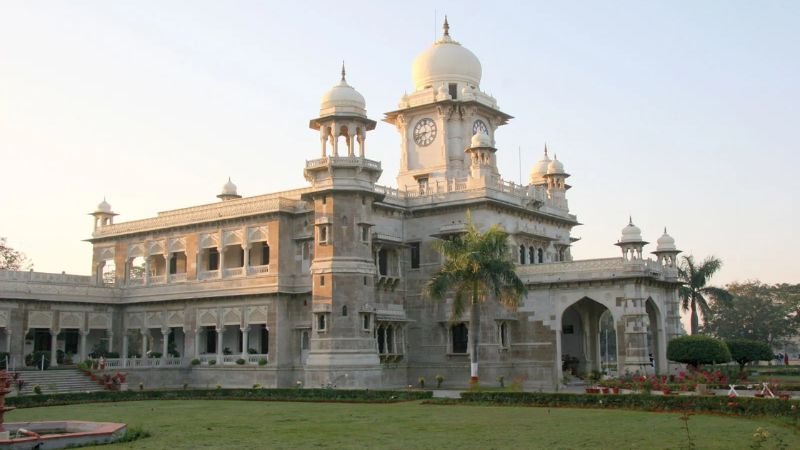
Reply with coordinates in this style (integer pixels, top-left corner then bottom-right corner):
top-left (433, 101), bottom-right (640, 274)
top-left (0, 21), bottom-right (683, 389)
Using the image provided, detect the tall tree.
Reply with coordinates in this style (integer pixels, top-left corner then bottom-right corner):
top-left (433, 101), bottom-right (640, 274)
top-left (0, 237), bottom-right (31, 270)
top-left (678, 255), bottom-right (731, 335)
top-left (704, 281), bottom-right (799, 348)
top-left (425, 215), bottom-right (526, 382)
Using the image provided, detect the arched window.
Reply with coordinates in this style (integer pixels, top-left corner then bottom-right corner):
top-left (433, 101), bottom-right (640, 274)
top-left (529, 246), bottom-right (535, 264)
top-left (342, 305), bottom-right (348, 316)
top-left (519, 245), bottom-right (526, 264)
top-left (499, 322), bottom-right (509, 348)
top-left (537, 248), bottom-right (544, 263)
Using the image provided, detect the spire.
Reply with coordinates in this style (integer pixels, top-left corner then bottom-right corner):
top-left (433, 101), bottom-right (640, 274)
top-left (664, 226), bottom-right (667, 234)
top-left (544, 143), bottom-right (549, 158)
top-left (443, 15), bottom-right (450, 37)
top-left (629, 215), bottom-right (633, 225)
top-left (341, 61), bottom-right (346, 82)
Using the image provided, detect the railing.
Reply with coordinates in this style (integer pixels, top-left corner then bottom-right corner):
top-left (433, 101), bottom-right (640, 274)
top-left (126, 278), bottom-right (144, 287)
top-left (168, 273), bottom-right (187, 283)
top-left (246, 354), bottom-right (268, 365)
top-left (149, 275), bottom-right (166, 285)
top-left (305, 156), bottom-right (381, 171)
top-left (222, 354), bottom-right (238, 365)
top-left (104, 357), bottom-right (183, 368)
top-left (223, 267), bottom-right (244, 278)
top-left (197, 270), bottom-right (220, 281)
top-left (0, 270), bottom-right (92, 285)
top-left (247, 265), bottom-right (270, 275)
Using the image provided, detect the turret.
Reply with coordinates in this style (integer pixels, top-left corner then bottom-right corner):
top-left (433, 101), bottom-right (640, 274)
top-left (652, 228), bottom-right (681, 267)
top-left (615, 217), bottom-right (648, 261)
top-left (89, 198), bottom-right (117, 231)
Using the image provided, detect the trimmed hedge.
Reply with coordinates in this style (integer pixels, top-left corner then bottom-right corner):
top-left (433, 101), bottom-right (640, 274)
top-left (449, 392), bottom-right (800, 420)
top-left (726, 339), bottom-right (773, 370)
top-left (667, 335), bottom-right (731, 367)
top-left (6, 388), bottom-right (433, 409)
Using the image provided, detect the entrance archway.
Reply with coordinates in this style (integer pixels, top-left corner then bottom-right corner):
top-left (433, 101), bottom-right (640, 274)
top-left (560, 297), bottom-right (616, 377)
top-left (645, 297), bottom-right (664, 374)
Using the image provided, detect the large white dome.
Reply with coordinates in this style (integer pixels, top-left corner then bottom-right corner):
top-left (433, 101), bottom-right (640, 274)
top-left (319, 66), bottom-right (366, 117)
top-left (411, 19), bottom-right (482, 91)
top-left (620, 218), bottom-right (643, 243)
top-left (529, 146), bottom-right (551, 185)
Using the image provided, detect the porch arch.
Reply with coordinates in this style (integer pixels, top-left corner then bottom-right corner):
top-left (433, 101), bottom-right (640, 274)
top-left (558, 297), bottom-right (616, 378)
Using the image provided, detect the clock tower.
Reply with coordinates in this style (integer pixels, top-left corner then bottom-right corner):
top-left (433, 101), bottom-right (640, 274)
top-left (384, 18), bottom-right (512, 193)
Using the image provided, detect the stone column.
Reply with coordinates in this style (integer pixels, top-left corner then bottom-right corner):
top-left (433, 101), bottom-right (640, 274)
top-left (218, 247), bottom-right (225, 277)
top-left (164, 253), bottom-right (171, 283)
top-left (144, 257), bottom-right (151, 285)
top-left (621, 301), bottom-right (650, 375)
top-left (80, 329), bottom-right (90, 362)
top-left (161, 327), bottom-right (170, 361)
top-left (107, 332), bottom-right (114, 355)
top-left (50, 329), bottom-right (59, 368)
top-left (122, 332), bottom-right (129, 366)
top-left (4, 329), bottom-right (11, 354)
top-left (216, 326), bottom-right (224, 364)
top-left (240, 326), bottom-right (250, 357)
top-left (243, 244), bottom-right (250, 273)
top-left (194, 328), bottom-right (201, 358)
top-left (140, 329), bottom-right (148, 356)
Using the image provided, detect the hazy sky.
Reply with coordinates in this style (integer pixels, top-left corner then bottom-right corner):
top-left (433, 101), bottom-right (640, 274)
top-left (1, 1), bottom-right (798, 286)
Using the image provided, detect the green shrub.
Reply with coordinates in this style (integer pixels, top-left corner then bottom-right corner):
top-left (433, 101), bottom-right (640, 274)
top-left (208, 359), bottom-right (217, 366)
top-left (725, 339), bottom-right (773, 371)
top-left (6, 388), bottom-right (434, 409)
top-left (453, 392), bottom-right (800, 423)
top-left (667, 335), bottom-right (731, 368)
top-left (26, 351), bottom-right (51, 369)
top-left (258, 358), bottom-right (267, 366)
top-left (190, 358), bottom-right (201, 366)
top-left (117, 426), bottom-right (151, 443)
top-left (33, 384), bottom-right (42, 395)
top-left (236, 358), bottom-right (246, 365)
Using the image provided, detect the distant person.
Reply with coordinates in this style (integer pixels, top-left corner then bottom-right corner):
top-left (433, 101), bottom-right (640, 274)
top-left (785, 353), bottom-right (789, 366)
top-left (649, 353), bottom-right (654, 368)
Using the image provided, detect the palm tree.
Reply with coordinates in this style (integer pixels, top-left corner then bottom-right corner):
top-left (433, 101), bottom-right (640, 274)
top-left (425, 216), bottom-right (526, 382)
top-left (678, 255), bottom-right (732, 335)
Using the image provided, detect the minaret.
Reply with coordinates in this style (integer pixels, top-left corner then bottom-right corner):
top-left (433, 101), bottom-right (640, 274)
top-left (652, 228), bottom-right (681, 268)
top-left (543, 153), bottom-right (570, 211)
top-left (302, 67), bottom-right (383, 388)
top-left (465, 132), bottom-right (498, 185)
top-left (89, 198), bottom-right (117, 232)
top-left (614, 217), bottom-right (648, 262)
top-left (217, 178), bottom-right (241, 201)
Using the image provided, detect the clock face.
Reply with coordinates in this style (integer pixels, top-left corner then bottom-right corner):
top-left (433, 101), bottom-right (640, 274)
top-left (473, 119), bottom-right (488, 136)
top-left (413, 118), bottom-right (437, 146)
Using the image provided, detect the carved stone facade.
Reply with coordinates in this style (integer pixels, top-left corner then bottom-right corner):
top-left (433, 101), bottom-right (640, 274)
top-left (0, 22), bottom-right (683, 389)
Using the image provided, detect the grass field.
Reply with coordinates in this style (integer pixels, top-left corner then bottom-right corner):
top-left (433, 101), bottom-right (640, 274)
top-left (8, 400), bottom-right (798, 449)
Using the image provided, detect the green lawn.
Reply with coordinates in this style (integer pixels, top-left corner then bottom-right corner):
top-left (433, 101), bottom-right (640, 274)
top-left (8, 400), bottom-right (798, 449)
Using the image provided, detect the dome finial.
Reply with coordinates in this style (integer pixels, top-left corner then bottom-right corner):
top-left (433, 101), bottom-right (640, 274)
top-left (443, 15), bottom-right (450, 37)
top-left (664, 226), bottom-right (667, 234)
top-left (544, 143), bottom-right (548, 158)
top-left (629, 215), bottom-right (633, 225)
top-left (341, 61), bottom-right (346, 82)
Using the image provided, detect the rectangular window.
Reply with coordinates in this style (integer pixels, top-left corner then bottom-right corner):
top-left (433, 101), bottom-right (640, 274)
top-left (208, 248), bottom-right (219, 271)
top-left (320, 275), bottom-right (325, 286)
top-left (319, 225), bottom-right (329, 244)
top-left (417, 177), bottom-right (428, 195)
top-left (169, 254), bottom-right (177, 274)
top-left (499, 322), bottom-right (509, 349)
top-left (360, 224), bottom-right (370, 243)
top-left (317, 314), bottom-right (327, 332)
top-left (449, 83), bottom-right (458, 99)
top-left (451, 323), bottom-right (468, 354)
top-left (362, 313), bottom-right (371, 331)
top-left (410, 242), bottom-right (420, 269)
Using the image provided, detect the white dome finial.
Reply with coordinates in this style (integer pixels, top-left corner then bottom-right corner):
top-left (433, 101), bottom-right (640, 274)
top-left (218, 177), bottom-right (241, 201)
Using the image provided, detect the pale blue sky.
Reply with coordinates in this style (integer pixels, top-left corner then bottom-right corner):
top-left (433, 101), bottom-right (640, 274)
top-left (1, 1), bottom-right (798, 285)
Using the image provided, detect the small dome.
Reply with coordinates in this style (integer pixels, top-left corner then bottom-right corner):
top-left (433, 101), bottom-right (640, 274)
top-left (319, 65), bottom-right (366, 118)
top-left (529, 146), bottom-right (551, 184)
top-left (470, 132), bottom-right (492, 148)
top-left (96, 199), bottom-right (112, 213)
top-left (620, 218), bottom-right (643, 243)
top-left (411, 18), bottom-right (482, 91)
top-left (221, 177), bottom-right (238, 196)
top-left (656, 228), bottom-right (677, 251)
top-left (547, 156), bottom-right (565, 175)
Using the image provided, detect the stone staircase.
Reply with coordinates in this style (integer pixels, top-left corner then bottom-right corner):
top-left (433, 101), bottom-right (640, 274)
top-left (12, 368), bottom-right (108, 395)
